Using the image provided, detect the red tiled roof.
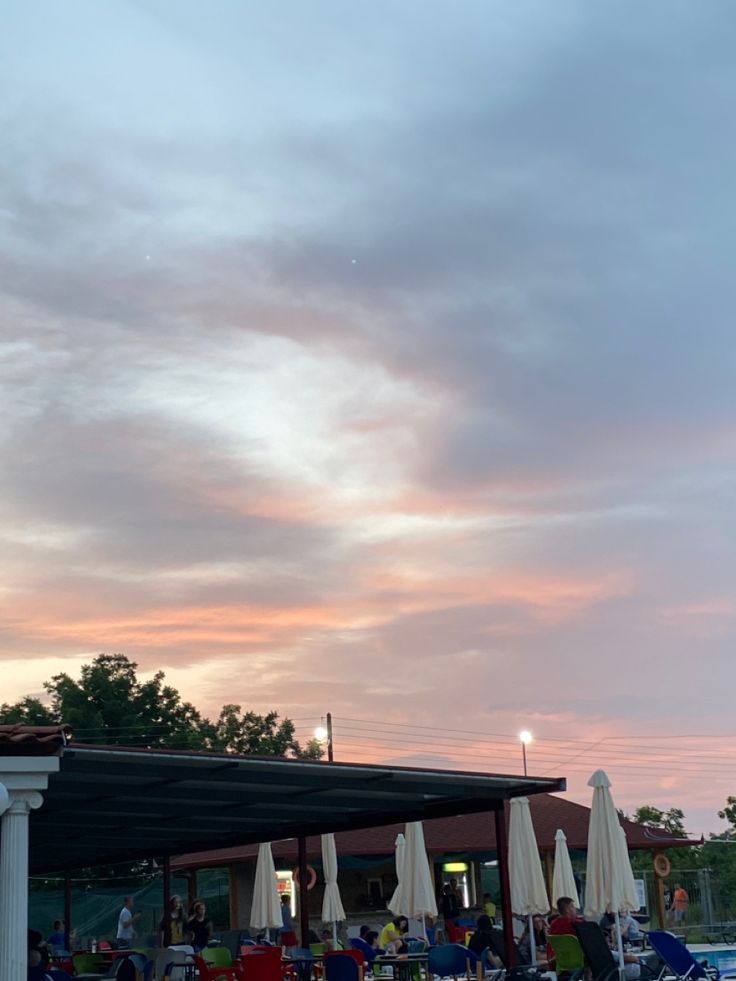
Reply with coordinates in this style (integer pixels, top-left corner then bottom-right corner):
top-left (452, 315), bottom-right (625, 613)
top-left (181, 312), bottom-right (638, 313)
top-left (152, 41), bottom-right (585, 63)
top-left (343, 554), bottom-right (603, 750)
top-left (0, 724), bottom-right (71, 757)
top-left (172, 793), bottom-right (697, 870)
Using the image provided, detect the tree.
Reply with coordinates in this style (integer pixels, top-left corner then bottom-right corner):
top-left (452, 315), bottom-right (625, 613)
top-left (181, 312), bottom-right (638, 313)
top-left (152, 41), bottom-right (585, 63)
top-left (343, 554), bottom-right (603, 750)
top-left (0, 653), bottom-right (321, 759)
top-left (627, 803), bottom-right (693, 874)
top-left (632, 805), bottom-right (687, 838)
top-left (209, 704), bottom-right (322, 758)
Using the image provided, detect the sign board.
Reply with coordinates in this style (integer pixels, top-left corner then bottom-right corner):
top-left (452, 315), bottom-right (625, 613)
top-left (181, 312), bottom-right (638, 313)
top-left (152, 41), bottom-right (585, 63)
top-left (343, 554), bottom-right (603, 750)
top-left (634, 878), bottom-right (647, 910)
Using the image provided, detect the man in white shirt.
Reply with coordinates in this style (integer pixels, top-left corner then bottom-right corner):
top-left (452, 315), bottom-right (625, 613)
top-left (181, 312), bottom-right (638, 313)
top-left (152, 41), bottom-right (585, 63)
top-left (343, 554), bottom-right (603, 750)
top-left (117, 896), bottom-right (138, 947)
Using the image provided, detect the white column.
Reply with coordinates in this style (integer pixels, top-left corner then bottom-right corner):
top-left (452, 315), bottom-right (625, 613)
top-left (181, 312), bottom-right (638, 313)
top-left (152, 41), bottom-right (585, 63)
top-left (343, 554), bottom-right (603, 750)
top-left (0, 790), bottom-right (44, 981)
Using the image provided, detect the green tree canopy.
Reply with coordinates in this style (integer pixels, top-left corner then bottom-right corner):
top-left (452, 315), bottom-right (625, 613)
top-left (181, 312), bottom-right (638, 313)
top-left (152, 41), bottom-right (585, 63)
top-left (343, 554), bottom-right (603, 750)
top-left (632, 804), bottom-right (687, 837)
top-left (0, 653), bottom-right (321, 758)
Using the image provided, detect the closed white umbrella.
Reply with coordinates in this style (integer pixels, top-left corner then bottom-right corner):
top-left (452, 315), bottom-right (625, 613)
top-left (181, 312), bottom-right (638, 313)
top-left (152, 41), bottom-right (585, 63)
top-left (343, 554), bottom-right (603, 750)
top-left (388, 833), bottom-right (406, 916)
top-left (509, 797), bottom-right (550, 966)
top-left (321, 833), bottom-right (345, 946)
top-left (585, 770), bottom-right (639, 974)
top-left (250, 842), bottom-right (282, 939)
top-left (552, 829), bottom-right (580, 908)
top-left (399, 822), bottom-right (438, 936)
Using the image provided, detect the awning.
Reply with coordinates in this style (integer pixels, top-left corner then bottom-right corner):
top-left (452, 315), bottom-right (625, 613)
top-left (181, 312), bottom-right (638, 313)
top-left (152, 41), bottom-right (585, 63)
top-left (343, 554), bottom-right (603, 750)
top-left (29, 744), bottom-right (565, 874)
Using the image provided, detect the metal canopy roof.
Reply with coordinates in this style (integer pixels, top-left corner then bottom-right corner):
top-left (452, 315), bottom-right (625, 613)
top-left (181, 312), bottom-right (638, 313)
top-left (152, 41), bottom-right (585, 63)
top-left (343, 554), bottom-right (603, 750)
top-left (29, 745), bottom-right (565, 874)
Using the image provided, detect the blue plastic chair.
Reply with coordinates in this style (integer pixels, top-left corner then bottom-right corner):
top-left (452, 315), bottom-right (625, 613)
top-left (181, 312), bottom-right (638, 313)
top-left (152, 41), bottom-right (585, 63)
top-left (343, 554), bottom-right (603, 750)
top-left (350, 938), bottom-right (378, 965)
top-left (324, 954), bottom-right (362, 981)
top-left (647, 931), bottom-right (719, 981)
top-left (428, 943), bottom-right (472, 979)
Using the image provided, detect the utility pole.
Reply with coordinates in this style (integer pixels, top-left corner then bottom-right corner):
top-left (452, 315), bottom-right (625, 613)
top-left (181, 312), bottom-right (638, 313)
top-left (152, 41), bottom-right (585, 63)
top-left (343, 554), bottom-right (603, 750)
top-left (326, 712), bottom-right (334, 762)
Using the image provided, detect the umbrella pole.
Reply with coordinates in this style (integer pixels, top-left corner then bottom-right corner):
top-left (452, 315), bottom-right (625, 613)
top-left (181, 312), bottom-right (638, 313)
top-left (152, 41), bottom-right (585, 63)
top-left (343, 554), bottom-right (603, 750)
top-left (333, 921), bottom-right (338, 947)
top-left (614, 911), bottom-right (625, 978)
top-left (528, 913), bottom-right (536, 967)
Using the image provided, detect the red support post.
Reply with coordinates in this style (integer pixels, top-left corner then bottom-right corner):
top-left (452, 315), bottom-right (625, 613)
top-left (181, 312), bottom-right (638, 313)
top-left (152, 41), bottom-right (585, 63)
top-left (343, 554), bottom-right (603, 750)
top-left (298, 836), bottom-right (310, 948)
top-left (494, 804), bottom-right (516, 966)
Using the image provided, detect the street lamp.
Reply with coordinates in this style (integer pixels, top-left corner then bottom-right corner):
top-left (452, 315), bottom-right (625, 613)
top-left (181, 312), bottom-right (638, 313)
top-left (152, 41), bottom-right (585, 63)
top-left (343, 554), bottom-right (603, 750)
top-left (518, 730), bottom-right (532, 776)
top-left (314, 713), bottom-right (334, 762)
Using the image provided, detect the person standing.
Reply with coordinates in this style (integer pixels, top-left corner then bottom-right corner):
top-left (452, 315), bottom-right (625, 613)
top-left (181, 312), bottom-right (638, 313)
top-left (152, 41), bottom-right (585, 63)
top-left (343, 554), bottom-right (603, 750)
top-left (671, 884), bottom-right (690, 923)
top-left (186, 899), bottom-right (213, 952)
top-left (278, 895), bottom-right (298, 951)
top-left (440, 884), bottom-right (461, 929)
top-left (117, 896), bottom-right (139, 948)
top-left (159, 895), bottom-right (187, 946)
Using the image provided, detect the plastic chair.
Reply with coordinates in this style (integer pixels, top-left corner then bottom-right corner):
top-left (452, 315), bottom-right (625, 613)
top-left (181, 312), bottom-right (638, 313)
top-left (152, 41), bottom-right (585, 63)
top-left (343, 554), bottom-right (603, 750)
top-left (547, 934), bottom-right (585, 977)
top-left (427, 944), bottom-right (473, 980)
top-left (48, 971), bottom-right (72, 981)
top-left (324, 954), bottom-right (362, 981)
top-left (311, 945), bottom-right (328, 957)
top-left (205, 947), bottom-right (235, 967)
top-left (326, 950), bottom-right (364, 968)
top-left (647, 931), bottom-right (718, 981)
top-left (192, 953), bottom-right (244, 981)
top-left (157, 945), bottom-right (195, 981)
top-left (72, 952), bottom-right (107, 977)
top-left (575, 922), bottom-right (658, 981)
top-left (239, 947), bottom-right (283, 981)
top-left (350, 939), bottom-right (377, 966)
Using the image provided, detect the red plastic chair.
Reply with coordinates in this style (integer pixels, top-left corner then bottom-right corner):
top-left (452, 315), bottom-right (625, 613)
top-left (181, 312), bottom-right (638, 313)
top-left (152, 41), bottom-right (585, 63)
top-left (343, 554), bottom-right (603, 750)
top-left (239, 946), bottom-right (284, 981)
top-left (193, 953), bottom-right (244, 981)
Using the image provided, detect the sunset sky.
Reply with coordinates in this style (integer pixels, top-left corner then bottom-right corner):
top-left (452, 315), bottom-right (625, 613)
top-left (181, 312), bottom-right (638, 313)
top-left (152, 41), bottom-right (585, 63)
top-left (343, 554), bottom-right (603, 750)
top-left (2, 2), bottom-right (736, 835)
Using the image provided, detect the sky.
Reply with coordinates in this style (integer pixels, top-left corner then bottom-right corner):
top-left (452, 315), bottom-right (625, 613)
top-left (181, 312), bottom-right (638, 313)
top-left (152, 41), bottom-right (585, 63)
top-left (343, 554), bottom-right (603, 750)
top-left (2, 1), bottom-right (736, 836)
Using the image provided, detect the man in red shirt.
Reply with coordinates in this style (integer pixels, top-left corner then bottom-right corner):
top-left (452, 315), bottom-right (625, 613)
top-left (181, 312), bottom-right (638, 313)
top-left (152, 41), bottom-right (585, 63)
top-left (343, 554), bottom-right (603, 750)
top-left (546, 896), bottom-right (580, 965)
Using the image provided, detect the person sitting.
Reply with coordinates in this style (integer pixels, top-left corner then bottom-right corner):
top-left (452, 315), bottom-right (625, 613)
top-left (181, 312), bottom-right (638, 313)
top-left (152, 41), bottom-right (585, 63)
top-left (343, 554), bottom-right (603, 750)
top-left (546, 897), bottom-right (581, 967)
top-left (601, 922), bottom-right (644, 979)
top-left (364, 931), bottom-right (380, 950)
top-left (482, 893), bottom-right (497, 924)
top-left (379, 917), bottom-right (408, 954)
top-left (619, 911), bottom-right (642, 944)
top-left (322, 928), bottom-right (343, 951)
top-left (359, 925), bottom-right (371, 940)
top-left (47, 920), bottom-right (66, 951)
top-left (518, 915), bottom-right (549, 965)
top-left (468, 914), bottom-right (503, 969)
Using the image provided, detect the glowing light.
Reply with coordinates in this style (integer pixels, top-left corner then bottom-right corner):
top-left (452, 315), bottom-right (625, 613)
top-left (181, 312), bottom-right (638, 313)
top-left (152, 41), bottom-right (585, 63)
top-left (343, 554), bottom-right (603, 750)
top-left (314, 726), bottom-right (328, 742)
top-left (519, 730), bottom-right (532, 745)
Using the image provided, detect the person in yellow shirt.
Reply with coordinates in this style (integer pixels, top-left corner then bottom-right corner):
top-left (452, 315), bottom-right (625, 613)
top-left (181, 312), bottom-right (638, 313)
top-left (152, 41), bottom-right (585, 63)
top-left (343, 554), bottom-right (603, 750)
top-left (379, 917), bottom-right (408, 953)
top-left (482, 893), bottom-right (497, 923)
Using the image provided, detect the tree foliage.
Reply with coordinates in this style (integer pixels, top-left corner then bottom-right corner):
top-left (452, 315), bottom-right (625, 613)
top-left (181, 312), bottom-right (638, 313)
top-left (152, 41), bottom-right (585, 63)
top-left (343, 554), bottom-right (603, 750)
top-left (0, 653), bottom-right (321, 759)
top-left (632, 804), bottom-right (687, 837)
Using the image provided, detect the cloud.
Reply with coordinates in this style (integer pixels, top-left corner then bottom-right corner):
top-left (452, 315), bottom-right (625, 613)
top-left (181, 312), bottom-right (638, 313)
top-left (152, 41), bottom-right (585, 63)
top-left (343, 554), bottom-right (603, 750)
top-left (1, 0), bottom-right (736, 832)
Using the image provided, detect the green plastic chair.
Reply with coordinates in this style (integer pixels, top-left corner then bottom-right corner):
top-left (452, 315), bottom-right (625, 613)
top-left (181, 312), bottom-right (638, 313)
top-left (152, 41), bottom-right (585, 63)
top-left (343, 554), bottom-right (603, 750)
top-left (203, 946), bottom-right (234, 967)
top-left (71, 952), bottom-right (107, 977)
top-left (547, 934), bottom-right (585, 977)
top-left (310, 944), bottom-right (327, 957)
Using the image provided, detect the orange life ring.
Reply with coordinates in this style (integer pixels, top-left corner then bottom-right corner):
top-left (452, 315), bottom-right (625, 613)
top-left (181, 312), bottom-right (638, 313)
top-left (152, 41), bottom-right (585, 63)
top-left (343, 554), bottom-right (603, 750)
top-left (653, 853), bottom-right (671, 878)
top-left (292, 865), bottom-right (317, 891)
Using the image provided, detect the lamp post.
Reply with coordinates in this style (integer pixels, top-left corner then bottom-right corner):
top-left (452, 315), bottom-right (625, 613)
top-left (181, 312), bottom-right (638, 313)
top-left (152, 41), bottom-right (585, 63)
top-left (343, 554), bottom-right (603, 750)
top-left (518, 730), bottom-right (532, 776)
top-left (314, 713), bottom-right (334, 762)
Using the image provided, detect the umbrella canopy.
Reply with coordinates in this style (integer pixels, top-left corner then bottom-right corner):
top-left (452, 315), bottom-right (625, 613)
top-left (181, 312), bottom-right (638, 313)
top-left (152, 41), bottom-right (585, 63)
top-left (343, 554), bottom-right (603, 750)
top-left (387, 833), bottom-right (405, 916)
top-left (399, 821), bottom-right (438, 919)
top-left (250, 842), bottom-right (282, 931)
top-left (509, 797), bottom-right (550, 968)
top-left (321, 833), bottom-right (346, 924)
top-left (585, 770), bottom-right (639, 917)
top-left (552, 828), bottom-right (580, 907)
top-left (509, 797), bottom-right (550, 915)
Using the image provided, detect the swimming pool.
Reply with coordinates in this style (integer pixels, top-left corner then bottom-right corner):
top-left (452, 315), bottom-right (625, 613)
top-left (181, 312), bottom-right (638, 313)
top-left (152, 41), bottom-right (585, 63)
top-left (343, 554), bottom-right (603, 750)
top-left (688, 945), bottom-right (736, 973)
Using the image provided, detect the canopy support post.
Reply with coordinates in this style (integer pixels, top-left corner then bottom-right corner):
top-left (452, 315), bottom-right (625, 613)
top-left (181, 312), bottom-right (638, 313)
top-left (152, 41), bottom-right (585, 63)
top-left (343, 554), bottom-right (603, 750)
top-left (298, 835), bottom-right (310, 947)
top-left (494, 804), bottom-right (516, 967)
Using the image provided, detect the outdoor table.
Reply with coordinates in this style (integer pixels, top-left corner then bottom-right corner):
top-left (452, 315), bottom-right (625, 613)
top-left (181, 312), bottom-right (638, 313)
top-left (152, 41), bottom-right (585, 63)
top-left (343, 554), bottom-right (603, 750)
top-left (373, 952), bottom-right (428, 981)
top-left (283, 953), bottom-right (323, 981)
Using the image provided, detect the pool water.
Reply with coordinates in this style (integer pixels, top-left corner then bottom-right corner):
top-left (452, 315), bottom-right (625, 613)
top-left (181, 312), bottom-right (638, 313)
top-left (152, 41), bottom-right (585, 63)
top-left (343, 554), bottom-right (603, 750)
top-left (688, 946), bottom-right (736, 973)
